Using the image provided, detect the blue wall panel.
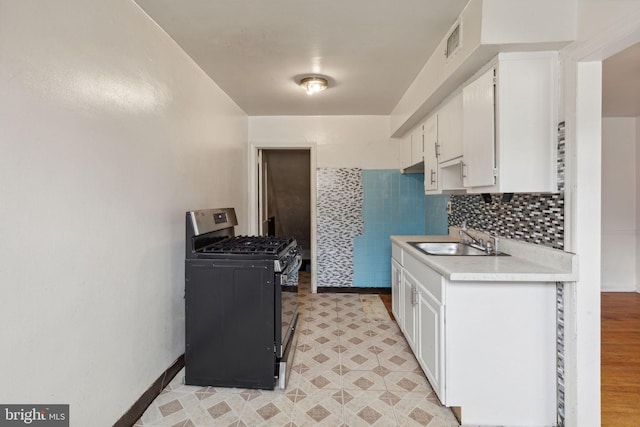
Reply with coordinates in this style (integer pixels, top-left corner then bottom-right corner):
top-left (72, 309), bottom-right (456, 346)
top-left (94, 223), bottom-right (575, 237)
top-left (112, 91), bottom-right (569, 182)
top-left (353, 170), bottom-right (427, 288)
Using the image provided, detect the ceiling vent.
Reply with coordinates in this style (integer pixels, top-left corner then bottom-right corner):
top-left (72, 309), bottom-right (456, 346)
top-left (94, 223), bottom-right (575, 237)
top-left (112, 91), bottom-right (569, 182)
top-left (445, 22), bottom-right (461, 59)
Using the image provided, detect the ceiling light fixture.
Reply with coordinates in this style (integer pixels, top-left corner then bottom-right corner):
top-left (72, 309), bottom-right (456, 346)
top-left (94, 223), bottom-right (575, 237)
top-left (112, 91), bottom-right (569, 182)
top-left (299, 76), bottom-right (328, 95)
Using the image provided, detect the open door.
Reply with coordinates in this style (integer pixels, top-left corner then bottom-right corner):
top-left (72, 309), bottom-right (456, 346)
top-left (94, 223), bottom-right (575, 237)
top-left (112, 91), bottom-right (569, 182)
top-left (256, 149), bottom-right (312, 266)
top-left (257, 149), bottom-right (269, 236)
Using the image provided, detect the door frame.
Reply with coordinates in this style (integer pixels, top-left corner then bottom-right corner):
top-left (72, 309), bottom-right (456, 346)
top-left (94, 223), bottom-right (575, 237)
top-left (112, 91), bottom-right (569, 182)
top-left (561, 12), bottom-right (640, 426)
top-left (248, 142), bottom-right (318, 293)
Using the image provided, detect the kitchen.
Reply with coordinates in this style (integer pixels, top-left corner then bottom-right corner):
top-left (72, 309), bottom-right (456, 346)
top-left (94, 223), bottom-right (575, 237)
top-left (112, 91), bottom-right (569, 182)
top-left (1, 1), bottom-right (639, 426)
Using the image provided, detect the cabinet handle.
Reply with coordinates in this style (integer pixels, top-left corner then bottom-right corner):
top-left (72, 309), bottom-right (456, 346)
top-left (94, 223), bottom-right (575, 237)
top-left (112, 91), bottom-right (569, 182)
top-left (411, 286), bottom-right (418, 306)
top-left (430, 169), bottom-right (436, 184)
top-left (460, 160), bottom-right (466, 181)
top-left (435, 143), bottom-right (440, 158)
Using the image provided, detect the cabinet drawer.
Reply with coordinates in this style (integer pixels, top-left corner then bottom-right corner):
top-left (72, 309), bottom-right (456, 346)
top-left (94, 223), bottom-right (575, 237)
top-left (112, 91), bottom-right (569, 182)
top-left (404, 252), bottom-right (444, 303)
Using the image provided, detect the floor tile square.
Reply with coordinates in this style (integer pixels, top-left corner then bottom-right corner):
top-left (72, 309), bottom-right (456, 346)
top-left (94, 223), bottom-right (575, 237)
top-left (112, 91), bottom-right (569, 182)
top-left (297, 364), bottom-right (343, 391)
top-left (342, 390), bottom-right (398, 427)
top-left (237, 392), bottom-right (294, 426)
top-left (340, 348), bottom-right (381, 371)
top-left (342, 370), bottom-right (387, 392)
top-left (384, 371), bottom-right (432, 393)
top-left (391, 397), bottom-right (459, 427)
top-left (289, 389), bottom-right (345, 426)
top-left (377, 347), bottom-right (420, 371)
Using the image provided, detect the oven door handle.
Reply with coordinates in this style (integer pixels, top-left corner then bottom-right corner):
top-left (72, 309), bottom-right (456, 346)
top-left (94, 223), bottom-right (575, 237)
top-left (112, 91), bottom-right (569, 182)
top-left (284, 254), bottom-right (302, 276)
top-left (280, 254), bottom-right (302, 284)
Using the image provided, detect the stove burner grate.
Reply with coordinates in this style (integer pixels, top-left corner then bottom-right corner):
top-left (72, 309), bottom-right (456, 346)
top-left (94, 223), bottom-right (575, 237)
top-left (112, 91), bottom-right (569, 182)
top-left (201, 235), bottom-right (295, 255)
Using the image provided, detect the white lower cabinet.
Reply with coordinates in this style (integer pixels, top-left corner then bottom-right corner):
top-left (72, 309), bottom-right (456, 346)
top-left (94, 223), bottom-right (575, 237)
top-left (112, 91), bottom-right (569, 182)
top-left (391, 244), bottom-right (557, 426)
top-left (391, 258), bottom-right (402, 322)
top-left (401, 271), bottom-right (417, 350)
top-left (416, 282), bottom-right (444, 401)
top-left (402, 250), bottom-right (446, 402)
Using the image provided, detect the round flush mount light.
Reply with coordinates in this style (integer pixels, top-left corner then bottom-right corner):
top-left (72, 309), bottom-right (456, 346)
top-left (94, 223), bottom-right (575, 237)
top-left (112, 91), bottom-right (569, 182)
top-left (299, 76), bottom-right (329, 95)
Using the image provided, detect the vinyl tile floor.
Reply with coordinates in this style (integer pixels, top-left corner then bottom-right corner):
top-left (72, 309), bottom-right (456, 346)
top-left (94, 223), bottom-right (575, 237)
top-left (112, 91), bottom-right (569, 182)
top-left (135, 272), bottom-right (459, 426)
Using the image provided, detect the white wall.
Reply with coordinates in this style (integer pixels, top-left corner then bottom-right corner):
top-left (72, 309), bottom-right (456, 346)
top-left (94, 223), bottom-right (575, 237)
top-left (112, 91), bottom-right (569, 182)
top-left (637, 118), bottom-right (640, 292)
top-left (601, 117), bottom-right (637, 291)
top-left (0, 1), bottom-right (247, 425)
top-left (249, 116), bottom-right (398, 169)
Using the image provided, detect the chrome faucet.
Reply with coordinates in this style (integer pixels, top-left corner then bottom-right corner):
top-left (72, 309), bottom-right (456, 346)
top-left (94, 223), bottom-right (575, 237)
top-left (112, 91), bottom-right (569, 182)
top-left (487, 235), bottom-right (500, 255)
top-left (459, 222), bottom-right (484, 248)
top-left (459, 222), bottom-right (501, 255)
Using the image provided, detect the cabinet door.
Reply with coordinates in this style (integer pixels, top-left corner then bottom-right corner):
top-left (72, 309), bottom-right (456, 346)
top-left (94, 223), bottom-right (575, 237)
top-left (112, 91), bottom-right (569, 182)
top-left (411, 124), bottom-right (424, 165)
top-left (391, 258), bottom-right (402, 320)
top-left (462, 67), bottom-right (496, 187)
top-left (423, 115), bottom-right (438, 192)
top-left (437, 92), bottom-right (463, 163)
top-left (417, 287), bottom-right (445, 402)
top-left (401, 133), bottom-right (412, 170)
top-left (401, 271), bottom-right (418, 350)
top-left (402, 124), bottom-right (424, 170)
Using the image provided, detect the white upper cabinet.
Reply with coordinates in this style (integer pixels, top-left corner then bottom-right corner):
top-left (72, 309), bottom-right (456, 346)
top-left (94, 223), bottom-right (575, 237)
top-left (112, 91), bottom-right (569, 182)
top-left (404, 51), bottom-right (558, 194)
top-left (401, 132), bottom-right (412, 170)
top-left (401, 122), bottom-right (424, 172)
top-left (436, 92), bottom-right (463, 164)
top-left (411, 124), bottom-right (424, 166)
top-left (423, 115), bottom-right (438, 193)
top-left (462, 52), bottom-right (558, 193)
top-left (462, 67), bottom-right (496, 188)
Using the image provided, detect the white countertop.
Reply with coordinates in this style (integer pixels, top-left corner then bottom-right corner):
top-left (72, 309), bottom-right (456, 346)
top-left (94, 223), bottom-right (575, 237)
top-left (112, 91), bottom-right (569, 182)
top-left (391, 230), bottom-right (578, 282)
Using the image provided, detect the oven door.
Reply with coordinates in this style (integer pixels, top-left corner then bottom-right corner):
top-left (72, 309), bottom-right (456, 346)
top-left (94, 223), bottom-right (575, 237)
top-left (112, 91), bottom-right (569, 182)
top-left (275, 253), bottom-right (302, 358)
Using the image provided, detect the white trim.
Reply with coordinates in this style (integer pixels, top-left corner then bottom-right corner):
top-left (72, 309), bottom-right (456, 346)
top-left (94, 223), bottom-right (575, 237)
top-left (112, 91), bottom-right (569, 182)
top-left (560, 13), bottom-right (640, 427)
top-left (248, 142), bottom-right (318, 293)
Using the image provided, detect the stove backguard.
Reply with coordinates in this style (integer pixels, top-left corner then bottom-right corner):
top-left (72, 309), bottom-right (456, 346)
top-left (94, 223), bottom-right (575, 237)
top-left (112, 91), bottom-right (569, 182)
top-left (186, 208), bottom-right (237, 258)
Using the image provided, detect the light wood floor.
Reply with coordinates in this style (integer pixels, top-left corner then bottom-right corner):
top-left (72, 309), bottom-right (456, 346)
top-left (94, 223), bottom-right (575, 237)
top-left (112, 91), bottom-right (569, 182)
top-left (379, 293), bottom-right (394, 321)
top-left (601, 292), bottom-right (640, 426)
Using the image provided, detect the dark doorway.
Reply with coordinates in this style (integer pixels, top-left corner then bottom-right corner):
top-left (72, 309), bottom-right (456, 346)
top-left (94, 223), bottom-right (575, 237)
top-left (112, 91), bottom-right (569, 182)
top-left (259, 149), bottom-right (311, 269)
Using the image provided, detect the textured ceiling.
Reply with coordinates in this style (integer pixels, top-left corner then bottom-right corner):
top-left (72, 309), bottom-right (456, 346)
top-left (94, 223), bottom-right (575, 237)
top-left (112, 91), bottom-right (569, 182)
top-left (135, 1), bottom-right (638, 118)
top-left (134, 0), bottom-right (468, 116)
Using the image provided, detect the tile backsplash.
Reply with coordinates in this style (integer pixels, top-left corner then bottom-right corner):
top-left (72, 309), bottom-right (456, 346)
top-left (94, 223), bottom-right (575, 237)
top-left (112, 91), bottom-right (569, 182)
top-left (316, 168), bottom-right (426, 288)
top-left (424, 194), bottom-right (450, 236)
top-left (316, 168), bottom-right (363, 287)
top-left (557, 121), bottom-right (565, 193)
top-left (448, 193), bottom-right (564, 249)
top-left (353, 170), bottom-right (426, 288)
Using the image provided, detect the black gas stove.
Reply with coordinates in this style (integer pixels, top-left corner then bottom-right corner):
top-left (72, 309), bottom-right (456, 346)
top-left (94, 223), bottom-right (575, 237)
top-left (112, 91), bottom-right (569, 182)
top-left (184, 208), bottom-right (300, 390)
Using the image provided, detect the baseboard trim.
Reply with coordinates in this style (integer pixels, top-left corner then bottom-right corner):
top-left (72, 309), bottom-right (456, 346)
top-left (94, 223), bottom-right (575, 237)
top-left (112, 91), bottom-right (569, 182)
top-left (317, 286), bottom-right (391, 294)
top-left (114, 354), bottom-right (185, 427)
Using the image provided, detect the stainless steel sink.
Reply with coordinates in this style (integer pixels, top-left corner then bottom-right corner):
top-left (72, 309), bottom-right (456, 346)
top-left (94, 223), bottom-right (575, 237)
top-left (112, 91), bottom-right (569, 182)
top-left (409, 241), bottom-right (509, 256)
